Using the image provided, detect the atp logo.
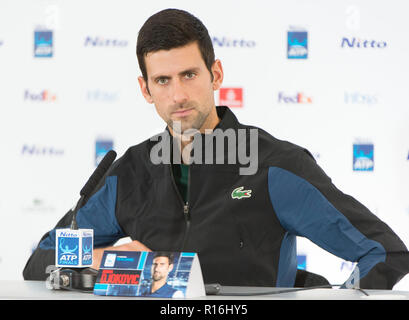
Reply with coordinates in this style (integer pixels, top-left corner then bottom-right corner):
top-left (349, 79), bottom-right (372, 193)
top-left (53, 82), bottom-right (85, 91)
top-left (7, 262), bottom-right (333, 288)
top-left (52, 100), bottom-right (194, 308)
top-left (57, 237), bottom-right (79, 265)
top-left (34, 29), bottom-right (53, 58)
top-left (297, 254), bottom-right (307, 270)
top-left (287, 29), bottom-right (308, 59)
top-left (82, 237), bottom-right (93, 265)
top-left (353, 143), bottom-right (374, 171)
top-left (95, 139), bottom-right (114, 166)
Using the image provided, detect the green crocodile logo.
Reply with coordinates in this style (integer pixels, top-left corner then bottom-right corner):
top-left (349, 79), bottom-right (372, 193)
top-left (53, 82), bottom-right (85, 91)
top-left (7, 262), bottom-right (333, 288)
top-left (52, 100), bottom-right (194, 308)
top-left (231, 186), bottom-right (252, 200)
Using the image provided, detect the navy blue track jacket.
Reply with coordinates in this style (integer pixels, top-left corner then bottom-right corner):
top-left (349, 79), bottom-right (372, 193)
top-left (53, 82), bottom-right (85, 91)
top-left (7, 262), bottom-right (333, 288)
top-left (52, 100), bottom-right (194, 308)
top-left (23, 106), bottom-right (409, 289)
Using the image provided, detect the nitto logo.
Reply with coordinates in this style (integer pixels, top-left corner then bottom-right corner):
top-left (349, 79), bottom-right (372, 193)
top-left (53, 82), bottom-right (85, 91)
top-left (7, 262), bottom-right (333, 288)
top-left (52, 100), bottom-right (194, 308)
top-left (341, 37), bottom-right (387, 48)
top-left (59, 231), bottom-right (79, 237)
top-left (24, 89), bottom-right (57, 102)
top-left (278, 92), bottom-right (312, 104)
top-left (21, 144), bottom-right (64, 156)
top-left (84, 36), bottom-right (128, 47)
top-left (212, 36), bottom-right (256, 48)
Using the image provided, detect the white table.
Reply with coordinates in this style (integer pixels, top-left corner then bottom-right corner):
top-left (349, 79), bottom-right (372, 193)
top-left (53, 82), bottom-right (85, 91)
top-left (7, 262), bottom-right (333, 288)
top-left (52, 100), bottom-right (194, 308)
top-left (1, 280), bottom-right (408, 300)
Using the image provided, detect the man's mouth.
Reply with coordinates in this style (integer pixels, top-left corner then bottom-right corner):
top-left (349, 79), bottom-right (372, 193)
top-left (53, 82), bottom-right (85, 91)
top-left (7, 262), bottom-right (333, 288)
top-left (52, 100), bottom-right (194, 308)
top-left (173, 108), bottom-right (194, 118)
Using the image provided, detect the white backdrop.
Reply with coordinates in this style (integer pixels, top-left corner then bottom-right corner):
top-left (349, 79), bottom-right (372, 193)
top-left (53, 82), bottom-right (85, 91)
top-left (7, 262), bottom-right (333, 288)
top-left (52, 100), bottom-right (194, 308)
top-left (0, 0), bottom-right (408, 289)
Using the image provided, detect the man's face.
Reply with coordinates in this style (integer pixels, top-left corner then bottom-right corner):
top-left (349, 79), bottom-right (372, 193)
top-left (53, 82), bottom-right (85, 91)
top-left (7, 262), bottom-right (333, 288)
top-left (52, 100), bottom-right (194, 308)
top-left (138, 41), bottom-right (223, 135)
top-left (151, 256), bottom-right (173, 282)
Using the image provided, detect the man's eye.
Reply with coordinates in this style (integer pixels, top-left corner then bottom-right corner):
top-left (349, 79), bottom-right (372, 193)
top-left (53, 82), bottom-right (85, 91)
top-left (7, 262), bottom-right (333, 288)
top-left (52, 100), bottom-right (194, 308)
top-left (157, 78), bottom-right (168, 85)
top-left (185, 72), bottom-right (196, 79)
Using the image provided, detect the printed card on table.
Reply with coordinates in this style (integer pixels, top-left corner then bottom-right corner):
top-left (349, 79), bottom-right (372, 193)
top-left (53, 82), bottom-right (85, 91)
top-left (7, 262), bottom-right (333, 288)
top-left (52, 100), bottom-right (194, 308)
top-left (93, 250), bottom-right (206, 298)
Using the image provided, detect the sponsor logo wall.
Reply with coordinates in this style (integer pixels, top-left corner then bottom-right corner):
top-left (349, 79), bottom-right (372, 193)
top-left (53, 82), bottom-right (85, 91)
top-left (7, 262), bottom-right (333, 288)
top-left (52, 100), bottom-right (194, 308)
top-left (0, 0), bottom-right (408, 290)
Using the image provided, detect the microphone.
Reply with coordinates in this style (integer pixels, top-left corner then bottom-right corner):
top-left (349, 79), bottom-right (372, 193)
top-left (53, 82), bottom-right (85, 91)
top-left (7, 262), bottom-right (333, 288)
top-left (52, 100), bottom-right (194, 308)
top-left (80, 150), bottom-right (117, 198)
top-left (54, 150), bottom-right (117, 272)
top-left (70, 150), bottom-right (117, 229)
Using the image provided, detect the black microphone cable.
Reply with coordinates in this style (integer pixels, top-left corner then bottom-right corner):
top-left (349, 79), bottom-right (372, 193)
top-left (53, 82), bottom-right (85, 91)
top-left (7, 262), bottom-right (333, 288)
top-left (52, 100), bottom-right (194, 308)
top-left (205, 283), bottom-right (370, 297)
top-left (210, 250), bottom-right (409, 297)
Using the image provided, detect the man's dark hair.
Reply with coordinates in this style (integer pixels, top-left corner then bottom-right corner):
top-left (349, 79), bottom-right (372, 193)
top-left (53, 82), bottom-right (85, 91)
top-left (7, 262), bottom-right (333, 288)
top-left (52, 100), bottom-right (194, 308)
top-left (153, 251), bottom-right (175, 265)
top-left (136, 8), bottom-right (215, 83)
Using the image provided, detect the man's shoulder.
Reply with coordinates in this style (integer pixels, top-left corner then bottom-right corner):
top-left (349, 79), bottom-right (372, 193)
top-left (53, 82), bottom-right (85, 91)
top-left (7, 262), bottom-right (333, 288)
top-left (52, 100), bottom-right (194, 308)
top-left (238, 123), bottom-right (314, 166)
top-left (108, 132), bottom-right (167, 176)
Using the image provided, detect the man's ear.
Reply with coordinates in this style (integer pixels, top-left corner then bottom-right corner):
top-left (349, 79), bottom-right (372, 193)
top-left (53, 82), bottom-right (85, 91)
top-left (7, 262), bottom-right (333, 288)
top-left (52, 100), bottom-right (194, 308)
top-left (168, 263), bottom-right (174, 272)
top-left (211, 59), bottom-right (224, 91)
top-left (138, 76), bottom-right (154, 104)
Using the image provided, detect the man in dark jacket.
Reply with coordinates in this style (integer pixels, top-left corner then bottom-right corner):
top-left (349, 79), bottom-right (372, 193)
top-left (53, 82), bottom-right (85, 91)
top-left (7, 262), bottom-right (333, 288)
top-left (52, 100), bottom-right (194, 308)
top-left (23, 8), bottom-right (409, 289)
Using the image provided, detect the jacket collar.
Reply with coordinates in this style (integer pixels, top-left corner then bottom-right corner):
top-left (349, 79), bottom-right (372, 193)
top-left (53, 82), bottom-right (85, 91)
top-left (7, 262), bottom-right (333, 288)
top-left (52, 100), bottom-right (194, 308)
top-left (214, 106), bottom-right (240, 131)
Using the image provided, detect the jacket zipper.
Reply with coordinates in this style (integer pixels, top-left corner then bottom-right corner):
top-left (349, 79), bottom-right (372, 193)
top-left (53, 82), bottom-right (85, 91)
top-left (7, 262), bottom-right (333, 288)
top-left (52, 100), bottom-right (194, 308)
top-left (170, 164), bottom-right (191, 252)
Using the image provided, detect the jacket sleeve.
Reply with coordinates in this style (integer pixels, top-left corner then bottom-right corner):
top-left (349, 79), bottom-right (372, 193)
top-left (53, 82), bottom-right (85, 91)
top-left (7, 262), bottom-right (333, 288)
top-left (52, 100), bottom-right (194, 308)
top-left (23, 175), bottom-right (125, 280)
top-left (268, 149), bottom-right (409, 289)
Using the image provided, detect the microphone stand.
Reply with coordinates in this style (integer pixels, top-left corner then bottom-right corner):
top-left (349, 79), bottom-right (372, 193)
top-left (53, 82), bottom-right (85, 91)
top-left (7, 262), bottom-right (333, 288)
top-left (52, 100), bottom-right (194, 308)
top-left (47, 151), bottom-right (117, 292)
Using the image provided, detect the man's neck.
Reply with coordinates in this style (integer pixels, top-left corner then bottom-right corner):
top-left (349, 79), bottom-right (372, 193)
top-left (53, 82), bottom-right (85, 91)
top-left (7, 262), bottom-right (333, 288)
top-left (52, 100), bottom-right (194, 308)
top-left (151, 279), bottom-right (167, 293)
top-left (171, 107), bottom-right (220, 162)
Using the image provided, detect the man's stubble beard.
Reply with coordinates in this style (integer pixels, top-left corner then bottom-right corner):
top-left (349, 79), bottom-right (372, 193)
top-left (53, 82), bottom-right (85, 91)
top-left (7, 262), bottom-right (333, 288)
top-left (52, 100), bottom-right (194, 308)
top-left (152, 274), bottom-right (163, 282)
top-left (167, 107), bottom-right (209, 135)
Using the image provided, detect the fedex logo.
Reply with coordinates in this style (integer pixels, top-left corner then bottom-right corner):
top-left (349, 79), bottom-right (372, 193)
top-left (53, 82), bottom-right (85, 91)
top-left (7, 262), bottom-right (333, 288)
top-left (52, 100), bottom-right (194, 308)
top-left (278, 92), bottom-right (312, 104)
top-left (24, 89), bottom-right (57, 102)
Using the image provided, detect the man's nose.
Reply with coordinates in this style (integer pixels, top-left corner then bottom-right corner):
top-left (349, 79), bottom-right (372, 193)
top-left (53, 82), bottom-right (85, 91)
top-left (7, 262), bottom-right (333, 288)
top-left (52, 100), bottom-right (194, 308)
top-left (171, 79), bottom-right (189, 105)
